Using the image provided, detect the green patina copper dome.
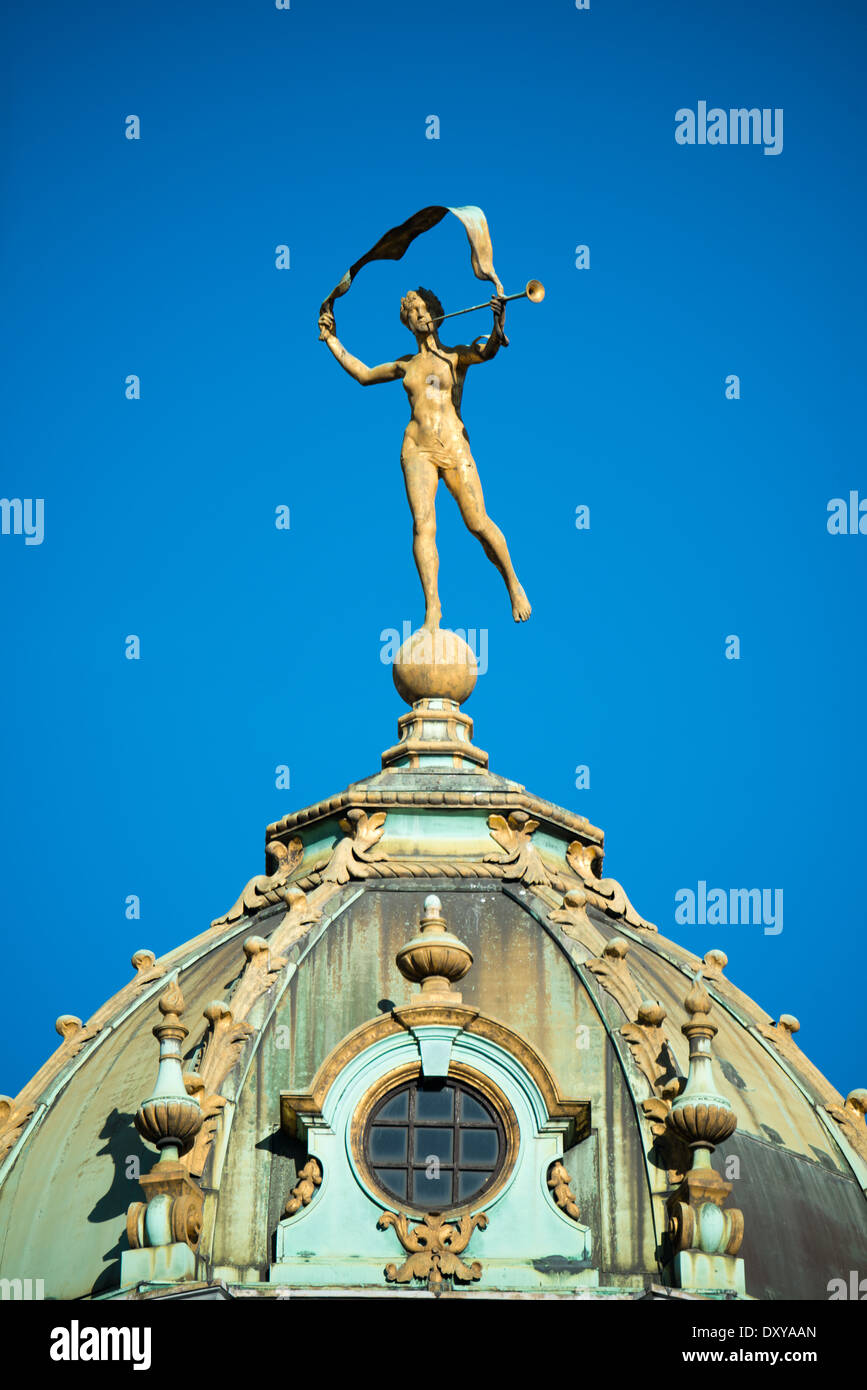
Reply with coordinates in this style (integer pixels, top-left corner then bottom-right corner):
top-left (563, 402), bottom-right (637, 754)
top-left (1, 699), bottom-right (865, 1302)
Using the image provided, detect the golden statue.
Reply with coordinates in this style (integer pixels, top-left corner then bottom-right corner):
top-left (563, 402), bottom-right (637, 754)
top-left (317, 205), bottom-right (543, 636)
top-left (318, 288), bottom-right (530, 630)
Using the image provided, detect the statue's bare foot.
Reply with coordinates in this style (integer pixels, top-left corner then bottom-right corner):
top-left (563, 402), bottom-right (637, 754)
top-left (510, 585), bottom-right (532, 622)
top-left (423, 604), bottom-right (442, 633)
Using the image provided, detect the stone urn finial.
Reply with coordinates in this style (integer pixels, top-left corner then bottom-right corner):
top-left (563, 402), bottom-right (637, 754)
top-left (126, 978), bottom-right (207, 1264)
top-left (134, 979), bottom-right (203, 1160)
top-left (395, 895), bottom-right (473, 1002)
top-left (664, 973), bottom-right (744, 1281)
top-left (666, 973), bottom-right (736, 1152)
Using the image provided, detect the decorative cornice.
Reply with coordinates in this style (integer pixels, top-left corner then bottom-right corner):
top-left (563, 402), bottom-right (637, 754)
top-left (296, 857), bottom-right (528, 890)
top-left (259, 813), bottom-right (653, 935)
top-left (267, 787), bottom-right (604, 846)
top-left (380, 700), bottom-right (489, 770)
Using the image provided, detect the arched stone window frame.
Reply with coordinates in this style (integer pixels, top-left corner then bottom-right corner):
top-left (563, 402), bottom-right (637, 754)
top-left (274, 1003), bottom-right (594, 1291)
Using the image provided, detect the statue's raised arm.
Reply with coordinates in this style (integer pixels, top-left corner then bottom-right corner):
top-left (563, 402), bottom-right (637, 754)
top-left (318, 308), bottom-right (409, 386)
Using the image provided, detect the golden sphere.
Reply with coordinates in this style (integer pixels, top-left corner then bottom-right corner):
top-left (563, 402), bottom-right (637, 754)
top-left (392, 628), bottom-right (478, 706)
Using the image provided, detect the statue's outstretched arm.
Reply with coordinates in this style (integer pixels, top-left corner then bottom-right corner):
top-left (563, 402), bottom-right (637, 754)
top-left (318, 309), bottom-right (408, 386)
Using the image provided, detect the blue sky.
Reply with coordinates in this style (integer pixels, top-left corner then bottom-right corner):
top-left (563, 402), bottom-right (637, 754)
top-left (2, 0), bottom-right (865, 1097)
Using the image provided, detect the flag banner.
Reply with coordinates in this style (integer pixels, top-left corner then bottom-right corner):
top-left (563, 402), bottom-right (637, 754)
top-left (320, 204), bottom-right (504, 317)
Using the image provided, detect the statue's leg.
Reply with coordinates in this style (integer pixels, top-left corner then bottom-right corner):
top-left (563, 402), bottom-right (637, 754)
top-left (442, 454), bottom-right (531, 622)
top-left (401, 450), bottom-right (442, 630)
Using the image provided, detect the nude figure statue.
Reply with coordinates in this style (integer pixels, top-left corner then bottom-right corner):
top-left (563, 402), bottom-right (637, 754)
top-left (317, 288), bottom-right (531, 632)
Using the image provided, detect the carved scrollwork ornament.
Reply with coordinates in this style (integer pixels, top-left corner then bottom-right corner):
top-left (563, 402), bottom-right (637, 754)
top-left (377, 1210), bottom-right (489, 1292)
top-left (321, 809), bottom-right (389, 884)
top-left (283, 1158), bottom-right (322, 1217)
top-left (825, 1088), bottom-right (867, 1165)
top-left (547, 1160), bottom-right (580, 1221)
top-left (564, 841), bottom-right (657, 931)
top-left (621, 999), bottom-right (682, 1101)
top-left (180, 897), bottom-right (324, 1180)
top-left (211, 837), bottom-right (304, 927)
top-left (125, 1170), bottom-right (204, 1253)
top-left (668, 1182), bottom-right (744, 1258)
top-left (586, 937), bottom-right (642, 1021)
top-left (485, 811), bottom-right (557, 888)
top-left (126, 1201), bottom-right (147, 1251)
top-left (643, 1089), bottom-right (690, 1185)
top-left (171, 1190), bottom-right (204, 1248)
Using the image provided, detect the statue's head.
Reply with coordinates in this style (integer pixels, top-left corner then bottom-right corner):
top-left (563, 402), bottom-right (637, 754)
top-left (400, 287), bottom-right (443, 337)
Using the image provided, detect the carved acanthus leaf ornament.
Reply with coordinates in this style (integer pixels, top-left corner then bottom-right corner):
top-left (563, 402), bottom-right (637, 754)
top-left (586, 937), bottom-right (644, 1021)
top-left (548, 890), bottom-right (609, 956)
top-left (825, 1089), bottom-right (867, 1165)
top-left (547, 1160), bottom-right (581, 1220)
top-left (181, 936), bottom-right (287, 1176)
top-left (696, 949), bottom-right (729, 986)
top-left (283, 1158), bottom-right (322, 1216)
top-left (211, 838), bottom-right (304, 927)
top-left (622, 1000), bottom-right (681, 1095)
top-left (643, 1086), bottom-right (691, 1185)
top-left (564, 842), bottom-right (657, 931)
top-left (181, 893), bottom-right (324, 1178)
top-left (182, 1074), bottom-right (227, 1162)
top-left (377, 1210), bottom-right (489, 1291)
top-left (321, 810), bottom-right (388, 884)
top-left (484, 811), bottom-right (558, 887)
top-left (585, 938), bottom-right (686, 1178)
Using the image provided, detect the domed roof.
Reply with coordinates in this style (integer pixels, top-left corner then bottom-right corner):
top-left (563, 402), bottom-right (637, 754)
top-left (1, 699), bottom-right (865, 1301)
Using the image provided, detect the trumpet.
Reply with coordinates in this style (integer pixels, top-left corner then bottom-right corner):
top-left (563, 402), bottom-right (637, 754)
top-left (431, 279), bottom-right (546, 324)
